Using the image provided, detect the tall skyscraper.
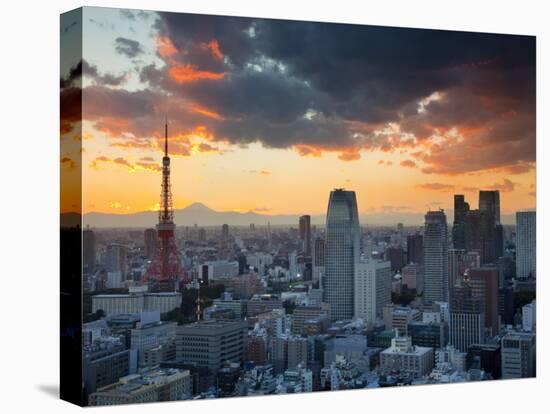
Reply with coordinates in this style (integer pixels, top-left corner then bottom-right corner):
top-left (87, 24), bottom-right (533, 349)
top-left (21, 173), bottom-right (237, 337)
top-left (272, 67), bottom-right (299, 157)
top-left (516, 211), bottom-right (536, 279)
top-left (465, 209), bottom-right (496, 264)
top-left (407, 234), bottom-right (423, 265)
top-left (220, 224), bottom-right (229, 249)
top-left (479, 190), bottom-right (500, 225)
top-left (479, 190), bottom-right (503, 260)
top-left (323, 189), bottom-right (360, 321)
top-left (299, 215), bottom-right (312, 256)
top-left (452, 194), bottom-right (469, 249)
top-left (144, 228), bottom-right (157, 259)
top-left (423, 210), bottom-right (448, 304)
top-left (288, 251), bottom-right (298, 279)
top-left (83, 228), bottom-right (96, 273)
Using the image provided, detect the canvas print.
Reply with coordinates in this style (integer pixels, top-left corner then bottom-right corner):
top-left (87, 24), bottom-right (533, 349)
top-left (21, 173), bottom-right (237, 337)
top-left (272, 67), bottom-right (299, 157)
top-left (60, 6), bottom-right (536, 407)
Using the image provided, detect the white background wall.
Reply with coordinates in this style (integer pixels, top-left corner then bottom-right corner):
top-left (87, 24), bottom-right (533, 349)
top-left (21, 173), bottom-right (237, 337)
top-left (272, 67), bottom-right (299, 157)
top-left (0, 0), bottom-right (548, 412)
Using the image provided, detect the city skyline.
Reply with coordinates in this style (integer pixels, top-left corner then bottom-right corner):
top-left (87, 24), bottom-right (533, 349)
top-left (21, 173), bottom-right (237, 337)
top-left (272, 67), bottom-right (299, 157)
top-left (60, 7), bottom-right (537, 407)
top-left (60, 7), bottom-right (536, 218)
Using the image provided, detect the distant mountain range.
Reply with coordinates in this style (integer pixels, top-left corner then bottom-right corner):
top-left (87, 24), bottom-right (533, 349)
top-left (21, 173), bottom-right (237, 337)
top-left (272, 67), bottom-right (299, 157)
top-left (83, 202), bottom-right (316, 228)
top-left (73, 202), bottom-right (518, 228)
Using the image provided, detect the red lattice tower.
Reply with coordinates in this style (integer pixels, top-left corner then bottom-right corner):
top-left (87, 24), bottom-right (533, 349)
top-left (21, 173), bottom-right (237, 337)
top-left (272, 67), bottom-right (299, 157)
top-left (145, 120), bottom-right (187, 287)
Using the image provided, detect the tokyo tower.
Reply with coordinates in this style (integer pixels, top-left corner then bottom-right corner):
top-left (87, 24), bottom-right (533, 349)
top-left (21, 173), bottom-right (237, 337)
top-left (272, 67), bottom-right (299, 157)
top-left (145, 120), bottom-right (187, 289)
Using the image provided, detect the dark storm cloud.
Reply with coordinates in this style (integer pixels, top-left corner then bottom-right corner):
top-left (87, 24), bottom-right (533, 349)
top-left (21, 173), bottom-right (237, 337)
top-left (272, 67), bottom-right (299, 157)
top-left (84, 12), bottom-right (535, 172)
top-left (61, 61), bottom-right (82, 134)
top-left (60, 60), bottom-right (82, 89)
top-left (83, 85), bottom-right (156, 122)
top-left (82, 60), bottom-right (126, 86)
top-left (157, 12), bottom-right (256, 70)
top-left (61, 59), bottom-right (127, 88)
top-left (115, 37), bottom-right (144, 58)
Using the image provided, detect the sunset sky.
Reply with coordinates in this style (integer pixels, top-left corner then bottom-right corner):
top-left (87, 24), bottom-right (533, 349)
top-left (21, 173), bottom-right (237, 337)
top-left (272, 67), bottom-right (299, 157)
top-left (61, 7), bottom-right (536, 222)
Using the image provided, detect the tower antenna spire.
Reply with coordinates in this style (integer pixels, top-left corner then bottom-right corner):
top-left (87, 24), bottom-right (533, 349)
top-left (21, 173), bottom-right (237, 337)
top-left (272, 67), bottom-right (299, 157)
top-left (145, 116), bottom-right (187, 288)
top-left (164, 115), bottom-right (168, 157)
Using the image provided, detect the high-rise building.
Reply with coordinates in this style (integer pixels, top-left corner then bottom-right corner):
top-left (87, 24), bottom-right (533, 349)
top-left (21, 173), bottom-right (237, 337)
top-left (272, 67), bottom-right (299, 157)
top-left (452, 194), bottom-right (469, 249)
top-left (144, 228), bottom-right (157, 260)
top-left (245, 335), bottom-right (267, 365)
top-left (106, 244), bottom-right (127, 280)
top-left (299, 215), bottom-right (312, 256)
top-left (385, 246), bottom-right (404, 273)
top-left (401, 263), bottom-right (422, 293)
top-left (312, 237), bottom-right (325, 285)
top-left (220, 224), bottom-right (229, 249)
top-left (516, 211), bottom-right (536, 279)
top-left (449, 280), bottom-right (485, 352)
top-left (464, 209), bottom-right (497, 264)
top-left (467, 267), bottom-right (499, 337)
top-left (406, 234), bottom-right (423, 265)
top-left (397, 222), bottom-right (404, 234)
top-left (479, 190), bottom-right (500, 225)
top-left (501, 332), bottom-right (536, 379)
top-left (479, 190), bottom-right (503, 260)
top-left (423, 210), bottom-right (448, 304)
top-left (522, 300), bottom-right (536, 332)
top-left (288, 251), bottom-right (298, 279)
top-left (287, 336), bottom-right (309, 370)
top-left (462, 190), bottom-right (503, 264)
top-left (83, 228), bottom-right (96, 273)
top-left (354, 260), bottom-right (391, 325)
top-left (498, 286), bottom-right (515, 326)
top-left (198, 228), bottom-right (206, 242)
top-left (272, 335), bottom-right (289, 374)
top-left (448, 249), bottom-right (480, 290)
top-left (323, 189), bottom-right (360, 321)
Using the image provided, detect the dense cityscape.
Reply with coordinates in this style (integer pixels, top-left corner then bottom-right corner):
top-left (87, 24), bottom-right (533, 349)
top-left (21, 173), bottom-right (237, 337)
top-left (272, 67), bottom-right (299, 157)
top-left (80, 124), bottom-right (536, 406)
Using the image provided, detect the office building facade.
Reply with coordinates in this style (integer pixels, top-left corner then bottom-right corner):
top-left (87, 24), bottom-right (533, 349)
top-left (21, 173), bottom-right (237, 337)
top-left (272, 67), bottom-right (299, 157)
top-left (323, 189), bottom-right (360, 321)
top-left (516, 211), bottom-right (536, 279)
top-left (423, 210), bottom-right (448, 304)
